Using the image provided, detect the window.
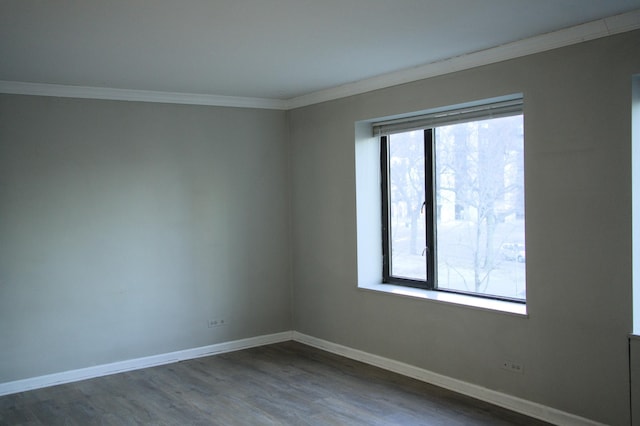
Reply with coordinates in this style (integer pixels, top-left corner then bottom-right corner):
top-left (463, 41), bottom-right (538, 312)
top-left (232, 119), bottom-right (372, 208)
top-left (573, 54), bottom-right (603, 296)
top-left (377, 97), bottom-right (525, 302)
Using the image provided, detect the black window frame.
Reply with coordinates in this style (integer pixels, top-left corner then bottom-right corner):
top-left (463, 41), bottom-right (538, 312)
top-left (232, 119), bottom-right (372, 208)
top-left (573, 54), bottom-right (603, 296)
top-left (379, 98), bottom-right (525, 304)
top-left (381, 129), bottom-right (435, 290)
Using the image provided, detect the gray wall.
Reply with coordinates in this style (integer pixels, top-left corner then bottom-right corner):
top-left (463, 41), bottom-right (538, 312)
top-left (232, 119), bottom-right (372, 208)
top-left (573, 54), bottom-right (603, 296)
top-left (289, 30), bottom-right (640, 426)
top-left (0, 95), bottom-right (291, 382)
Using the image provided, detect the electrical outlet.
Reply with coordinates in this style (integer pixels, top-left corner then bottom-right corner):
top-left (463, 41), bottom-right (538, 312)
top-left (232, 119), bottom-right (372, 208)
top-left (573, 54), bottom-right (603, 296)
top-left (207, 318), bottom-right (227, 328)
top-left (501, 360), bottom-right (524, 374)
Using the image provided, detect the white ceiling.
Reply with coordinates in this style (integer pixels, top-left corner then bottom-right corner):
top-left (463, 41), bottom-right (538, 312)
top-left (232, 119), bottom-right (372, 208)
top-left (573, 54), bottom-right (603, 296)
top-left (1, 1), bottom-right (639, 104)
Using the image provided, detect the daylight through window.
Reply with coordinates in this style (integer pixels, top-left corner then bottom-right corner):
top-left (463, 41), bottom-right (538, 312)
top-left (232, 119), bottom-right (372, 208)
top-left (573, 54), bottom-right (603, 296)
top-left (378, 98), bottom-right (525, 302)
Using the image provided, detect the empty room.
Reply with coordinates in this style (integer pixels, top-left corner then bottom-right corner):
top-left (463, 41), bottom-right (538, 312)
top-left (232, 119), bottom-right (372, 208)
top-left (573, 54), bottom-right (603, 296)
top-left (1, 1), bottom-right (640, 425)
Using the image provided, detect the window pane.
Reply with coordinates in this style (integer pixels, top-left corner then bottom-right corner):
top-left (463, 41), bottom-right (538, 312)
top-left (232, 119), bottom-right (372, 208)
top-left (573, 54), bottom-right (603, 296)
top-left (434, 115), bottom-right (525, 300)
top-left (388, 131), bottom-right (427, 281)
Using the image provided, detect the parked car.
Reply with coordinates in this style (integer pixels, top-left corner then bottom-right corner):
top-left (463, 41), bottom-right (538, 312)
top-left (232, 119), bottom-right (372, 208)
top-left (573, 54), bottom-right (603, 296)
top-left (500, 243), bottom-right (525, 263)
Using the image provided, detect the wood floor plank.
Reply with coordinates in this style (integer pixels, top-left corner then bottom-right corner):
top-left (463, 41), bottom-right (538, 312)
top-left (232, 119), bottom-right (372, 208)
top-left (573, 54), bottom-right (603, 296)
top-left (0, 341), bottom-right (550, 425)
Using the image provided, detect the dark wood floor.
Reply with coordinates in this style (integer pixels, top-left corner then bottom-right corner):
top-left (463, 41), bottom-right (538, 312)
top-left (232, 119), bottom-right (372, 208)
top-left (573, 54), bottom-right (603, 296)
top-left (0, 341), bottom-right (550, 425)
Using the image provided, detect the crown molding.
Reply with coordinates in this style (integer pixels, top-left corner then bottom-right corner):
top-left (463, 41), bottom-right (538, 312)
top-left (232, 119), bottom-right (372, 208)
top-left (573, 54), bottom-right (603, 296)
top-left (1, 9), bottom-right (638, 110)
top-left (0, 81), bottom-right (288, 110)
top-left (285, 8), bottom-right (640, 109)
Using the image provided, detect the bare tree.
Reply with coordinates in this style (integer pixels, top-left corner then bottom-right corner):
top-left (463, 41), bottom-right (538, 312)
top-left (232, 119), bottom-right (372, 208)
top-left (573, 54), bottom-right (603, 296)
top-left (386, 116), bottom-right (524, 294)
top-left (436, 117), bottom-right (524, 293)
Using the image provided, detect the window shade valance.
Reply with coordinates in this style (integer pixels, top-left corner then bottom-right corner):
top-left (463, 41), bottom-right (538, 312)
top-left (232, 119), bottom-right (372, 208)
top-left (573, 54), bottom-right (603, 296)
top-left (372, 97), bottom-right (523, 136)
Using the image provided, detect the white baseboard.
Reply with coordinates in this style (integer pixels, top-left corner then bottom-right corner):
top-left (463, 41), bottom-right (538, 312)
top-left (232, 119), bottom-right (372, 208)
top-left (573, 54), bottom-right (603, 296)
top-left (0, 331), bottom-right (292, 397)
top-left (292, 332), bottom-right (605, 426)
top-left (0, 330), bottom-right (606, 425)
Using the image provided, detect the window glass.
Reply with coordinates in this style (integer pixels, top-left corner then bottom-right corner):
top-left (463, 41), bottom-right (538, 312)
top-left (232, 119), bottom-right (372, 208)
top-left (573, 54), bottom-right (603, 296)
top-left (383, 113), bottom-right (525, 301)
top-left (434, 116), bottom-right (525, 300)
top-left (387, 131), bottom-right (426, 281)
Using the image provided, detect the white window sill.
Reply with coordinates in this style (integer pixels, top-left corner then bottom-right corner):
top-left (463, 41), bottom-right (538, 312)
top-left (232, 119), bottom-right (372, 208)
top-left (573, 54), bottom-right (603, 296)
top-left (358, 282), bottom-right (528, 317)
